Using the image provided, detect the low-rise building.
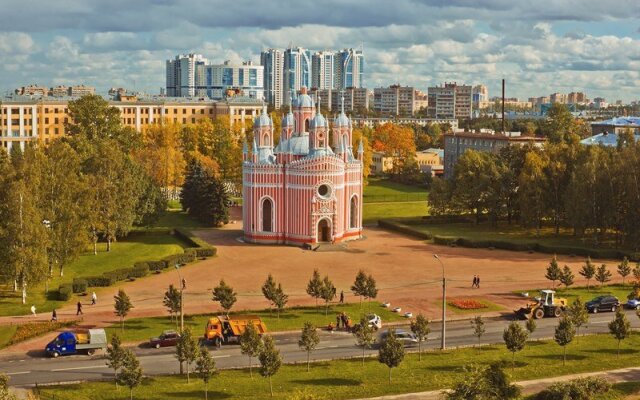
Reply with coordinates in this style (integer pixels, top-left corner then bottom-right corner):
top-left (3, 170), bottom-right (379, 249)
top-left (427, 82), bottom-right (472, 119)
top-left (352, 117), bottom-right (458, 130)
top-left (590, 117), bottom-right (640, 136)
top-left (371, 151), bottom-right (395, 175)
top-left (68, 85), bottom-right (96, 97)
top-left (373, 85), bottom-right (416, 116)
top-left (415, 148), bottom-right (443, 176)
top-left (443, 130), bottom-right (544, 179)
top-left (0, 95), bottom-right (262, 152)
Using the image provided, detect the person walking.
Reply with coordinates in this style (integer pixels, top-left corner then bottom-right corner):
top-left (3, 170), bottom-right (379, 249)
top-left (91, 292), bottom-right (97, 305)
top-left (339, 290), bottom-right (344, 304)
top-left (472, 275), bottom-right (477, 288)
top-left (51, 309), bottom-right (57, 322)
top-left (76, 301), bottom-right (83, 316)
top-left (336, 314), bottom-right (341, 329)
top-left (30, 305), bottom-right (37, 317)
top-left (476, 275), bottom-right (480, 288)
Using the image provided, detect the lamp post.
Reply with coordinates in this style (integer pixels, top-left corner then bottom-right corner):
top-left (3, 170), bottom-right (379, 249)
top-left (433, 254), bottom-right (446, 350)
top-left (175, 264), bottom-right (184, 334)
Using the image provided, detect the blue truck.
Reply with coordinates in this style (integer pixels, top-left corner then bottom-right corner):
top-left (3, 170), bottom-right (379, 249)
top-left (45, 329), bottom-right (108, 357)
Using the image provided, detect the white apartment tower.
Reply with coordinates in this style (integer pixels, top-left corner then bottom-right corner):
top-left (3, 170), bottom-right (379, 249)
top-left (283, 47), bottom-right (312, 105)
top-left (260, 49), bottom-right (284, 109)
top-left (311, 51), bottom-right (336, 90)
top-left (335, 48), bottom-right (365, 89)
top-left (166, 53), bottom-right (209, 97)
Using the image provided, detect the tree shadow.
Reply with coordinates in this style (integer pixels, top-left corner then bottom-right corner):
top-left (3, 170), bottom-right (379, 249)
top-left (291, 378), bottom-right (362, 386)
top-left (163, 391), bottom-right (232, 398)
top-left (528, 353), bottom-right (587, 361)
top-left (583, 348), bottom-right (638, 356)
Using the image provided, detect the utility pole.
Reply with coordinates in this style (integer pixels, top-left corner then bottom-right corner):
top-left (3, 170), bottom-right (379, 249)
top-left (175, 264), bottom-right (185, 374)
top-left (502, 78), bottom-right (506, 135)
top-left (433, 254), bottom-right (446, 350)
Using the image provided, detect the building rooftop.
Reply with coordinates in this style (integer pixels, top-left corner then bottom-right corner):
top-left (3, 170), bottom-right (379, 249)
top-left (592, 117), bottom-right (640, 127)
top-left (580, 132), bottom-right (640, 147)
top-left (0, 94), bottom-right (262, 106)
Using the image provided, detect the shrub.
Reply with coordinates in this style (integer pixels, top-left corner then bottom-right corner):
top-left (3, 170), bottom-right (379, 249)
top-left (85, 275), bottom-right (115, 287)
top-left (71, 278), bottom-right (88, 294)
top-left (130, 263), bottom-right (149, 278)
top-left (147, 260), bottom-right (168, 272)
top-left (195, 247), bottom-right (216, 257)
top-left (535, 377), bottom-right (610, 400)
top-left (58, 285), bottom-right (72, 301)
top-left (433, 235), bottom-right (456, 246)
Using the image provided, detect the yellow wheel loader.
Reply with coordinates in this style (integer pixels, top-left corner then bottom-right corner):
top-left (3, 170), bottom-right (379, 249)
top-left (515, 290), bottom-right (568, 320)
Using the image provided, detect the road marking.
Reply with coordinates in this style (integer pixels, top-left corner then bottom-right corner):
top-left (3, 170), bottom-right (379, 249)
top-left (212, 355), bottom-right (231, 359)
top-left (6, 371), bottom-right (30, 376)
top-left (52, 365), bottom-right (108, 372)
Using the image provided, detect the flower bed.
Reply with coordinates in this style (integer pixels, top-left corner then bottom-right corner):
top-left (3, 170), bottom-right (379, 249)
top-left (448, 299), bottom-right (488, 310)
top-left (9, 321), bottom-right (76, 345)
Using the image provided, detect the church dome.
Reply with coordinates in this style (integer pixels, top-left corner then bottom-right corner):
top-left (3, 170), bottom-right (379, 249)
top-left (282, 111), bottom-right (295, 127)
top-left (254, 106), bottom-right (272, 127)
top-left (296, 86), bottom-right (314, 108)
top-left (310, 112), bottom-right (327, 128)
top-left (334, 112), bottom-right (350, 127)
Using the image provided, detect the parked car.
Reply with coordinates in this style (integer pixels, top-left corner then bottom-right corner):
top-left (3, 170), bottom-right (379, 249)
top-left (625, 298), bottom-right (640, 310)
top-left (379, 329), bottom-right (418, 347)
top-left (367, 314), bottom-right (382, 330)
top-left (149, 330), bottom-right (180, 348)
top-left (585, 295), bottom-right (620, 313)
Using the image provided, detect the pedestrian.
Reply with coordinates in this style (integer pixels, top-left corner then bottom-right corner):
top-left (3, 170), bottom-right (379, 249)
top-left (472, 275), bottom-right (477, 288)
top-left (76, 301), bottom-right (83, 316)
top-left (341, 312), bottom-right (347, 328)
top-left (339, 290), bottom-right (344, 304)
top-left (91, 291), bottom-right (97, 305)
top-left (476, 275), bottom-right (480, 288)
top-left (336, 314), bottom-right (341, 329)
top-left (51, 309), bottom-right (57, 322)
top-left (30, 305), bottom-right (37, 317)
top-left (182, 278), bottom-right (187, 290)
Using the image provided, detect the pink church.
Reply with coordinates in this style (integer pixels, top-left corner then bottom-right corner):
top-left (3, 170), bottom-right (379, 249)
top-left (243, 87), bottom-right (364, 245)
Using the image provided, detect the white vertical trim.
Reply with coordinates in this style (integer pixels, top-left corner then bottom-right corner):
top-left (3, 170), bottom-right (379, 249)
top-left (135, 107), bottom-right (141, 132)
top-left (19, 107), bottom-right (24, 137)
top-left (31, 106), bottom-right (37, 138)
top-left (7, 107), bottom-right (12, 137)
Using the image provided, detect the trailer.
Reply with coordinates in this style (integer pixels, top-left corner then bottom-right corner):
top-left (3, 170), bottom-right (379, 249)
top-left (45, 329), bottom-right (107, 357)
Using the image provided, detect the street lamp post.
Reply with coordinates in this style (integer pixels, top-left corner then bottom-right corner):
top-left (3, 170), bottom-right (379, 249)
top-left (175, 263), bottom-right (184, 375)
top-left (433, 254), bottom-right (446, 350)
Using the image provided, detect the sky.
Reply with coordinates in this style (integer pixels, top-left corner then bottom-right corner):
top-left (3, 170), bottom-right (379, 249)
top-left (1, 0), bottom-right (639, 102)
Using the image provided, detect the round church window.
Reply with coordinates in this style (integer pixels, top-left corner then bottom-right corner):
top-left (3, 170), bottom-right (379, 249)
top-left (318, 184), bottom-right (331, 198)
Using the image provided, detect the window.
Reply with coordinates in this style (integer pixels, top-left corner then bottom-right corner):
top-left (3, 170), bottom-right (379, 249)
top-left (239, 69), bottom-right (244, 85)
top-left (350, 196), bottom-right (358, 229)
top-left (249, 69), bottom-right (257, 86)
top-left (262, 198), bottom-right (273, 232)
top-left (222, 68), bottom-right (233, 86)
top-left (318, 184), bottom-right (331, 199)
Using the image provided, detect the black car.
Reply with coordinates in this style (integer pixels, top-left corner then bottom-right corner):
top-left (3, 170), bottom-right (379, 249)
top-left (585, 295), bottom-right (620, 313)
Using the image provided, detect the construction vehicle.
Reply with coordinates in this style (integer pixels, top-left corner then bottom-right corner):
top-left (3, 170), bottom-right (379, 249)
top-left (515, 290), bottom-right (568, 320)
top-left (203, 315), bottom-right (267, 346)
top-left (45, 329), bottom-right (107, 357)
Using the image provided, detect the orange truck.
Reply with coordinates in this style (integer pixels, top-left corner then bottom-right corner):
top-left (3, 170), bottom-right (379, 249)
top-left (203, 315), bottom-right (267, 346)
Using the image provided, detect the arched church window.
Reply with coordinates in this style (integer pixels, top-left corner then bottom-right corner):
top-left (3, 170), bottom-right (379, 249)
top-left (350, 195), bottom-right (358, 229)
top-left (262, 198), bottom-right (273, 232)
top-left (304, 118), bottom-right (310, 132)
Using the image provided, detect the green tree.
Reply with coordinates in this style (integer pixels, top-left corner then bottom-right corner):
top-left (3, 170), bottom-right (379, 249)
top-left (319, 275), bottom-right (337, 316)
top-left (544, 103), bottom-right (574, 143)
top-left (261, 274), bottom-right (277, 313)
top-left (609, 308), bottom-right (631, 357)
top-left (428, 177), bottom-right (452, 216)
top-left (176, 327), bottom-right (199, 382)
top-left (212, 279), bottom-right (237, 317)
top-left (353, 318), bottom-right (376, 366)
top-left (410, 314), bottom-right (430, 361)
top-left (180, 158), bottom-right (229, 226)
top-left (525, 318), bottom-right (537, 345)
top-left (66, 94), bottom-right (125, 142)
top-left (240, 322), bottom-right (263, 378)
top-left (633, 263), bottom-right (640, 286)
top-left (351, 270), bottom-right (368, 307)
top-left (560, 265), bottom-right (575, 289)
top-left (447, 363), bottom-right (520, 400)
top-left (545, 256), bottom-right (562, 288)
top-left (0, 373), bottom-right (17, 400)
top-left (195, 347), bottom-right (216, 400)
top-left (378, 329), bottom-right (405, 384)
top-left (163, 284), bottom-right (181, 326)
top-left (272, 283), bottom-right (288, 320)
top-left (114, 289), bottom-right (133, 332)
top-left (117, 349), bottom-right (143, 400)
top-left (579, 257), bottom-right (596, 290)
top-left (595, 264), bottom-right (612, 287)
top-left (503, 322), bottom-right (528, 368)
top-left (298, 322), bottom-right (320, 372)
top-left (365, 274), bottom-right (378, 308)
top-left (567, 298), bottom-right (589, 340)
top-left (105, 333), bottom-right (125, 388)
top-left (519, 150), bottom-right (548, 236)
top-left (259, 335), bottom-right (282, 397)
top-left (618, 257), bottom-right (632, 286)
top-left (306, 269), bottom-right (323, 309)
top-left (470, 316), bottom-right (486, 346)
top-left (554, 316), bottom-right (576, 366)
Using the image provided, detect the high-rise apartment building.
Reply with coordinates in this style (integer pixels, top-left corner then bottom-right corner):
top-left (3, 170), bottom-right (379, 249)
top-left (283, 47), bottom-right (312, 105)
top-left (195, 61), bottom-right (264, 100)
top-left (335, 48), bottom-right (364, 89)
top-left (310, 88), bottom-right (370, 112)
top-left (311, 51), bottom-right (336, 90)
top-left (550, 92), bottom-right (567, 104)
top-left (166, 53), bottom-right (209, 97)
top-left (472, 84), bottom-right (488, 109)
top-left (427, 82), bottom-right (472, 119)
top-left (260, 49), bottom-right (284, 109)
top-left (567, 92), bottom-right (587, 104)
top-left (373, 85), bottom-right (416, 116)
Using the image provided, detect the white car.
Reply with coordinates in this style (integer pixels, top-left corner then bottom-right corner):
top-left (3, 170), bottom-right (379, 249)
top-left (626, 299), bottom-right (640, 310)
top-left (367, 314), bottom-right (382, 330)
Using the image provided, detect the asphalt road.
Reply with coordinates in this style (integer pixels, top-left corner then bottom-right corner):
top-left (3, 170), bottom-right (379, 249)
top-left (2, 308), bottom-right (639, 388)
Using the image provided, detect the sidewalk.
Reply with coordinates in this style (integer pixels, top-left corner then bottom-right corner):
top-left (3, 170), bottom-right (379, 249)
top-left (358, 366), bottom-right (640, 399)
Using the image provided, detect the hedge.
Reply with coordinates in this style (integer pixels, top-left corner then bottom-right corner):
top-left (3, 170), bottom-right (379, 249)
top-left (71, 278), bottom-right (88, 294)
top-left (174, 228), bottom-right (217, 258)
top-left (58, 285), bottom-right (72, 301)
top-left (130, 263), bottom-right (149, 278)
top-left (85, 275), bottom-right (115, 287)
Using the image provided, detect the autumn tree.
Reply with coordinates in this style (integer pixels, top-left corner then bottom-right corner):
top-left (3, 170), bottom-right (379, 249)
top-left (371, 123), bottom-right (416, 174)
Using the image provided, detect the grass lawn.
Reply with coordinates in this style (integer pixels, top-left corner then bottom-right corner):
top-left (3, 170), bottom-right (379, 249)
top-left (153, 209), bottom-right (210, 230)
top-left (519, 284), bottom-right (634, 305)
top-left (363, 202), bottom-right (428, 225)
top-left (0, 233), bottom-right (188, 317)
top-left (106, 302), bottom-right (405, 343)
top-left (363, 178), bottom-right (428, 203)
top-left (0, 325), bottom-right (17, 349)
top-left (38, 332), bottom-right (640, 400)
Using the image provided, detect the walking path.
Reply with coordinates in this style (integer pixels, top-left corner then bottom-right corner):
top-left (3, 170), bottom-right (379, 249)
top-left (360, 366), bottom-right (640, 399)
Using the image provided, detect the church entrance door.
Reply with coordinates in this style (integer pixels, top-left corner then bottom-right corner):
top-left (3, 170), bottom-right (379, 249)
top-left (317, 219), bottom-right (331, 243)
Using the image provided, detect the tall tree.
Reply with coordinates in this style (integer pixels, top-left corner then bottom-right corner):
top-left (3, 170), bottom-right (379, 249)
top-left (212, 279), bottom-right (237, 317)
top-left (503, 322), bottom-right (528, 369)
top-left (306, 269), bottom-right (323, 308)
top-left (410, 314), bottom-right (430, 360)
top-left (378, 329), bottom-right (405, 384)
top-left (259, 335), bottom-right (282, 397)
top-left (595, 264), bottom-right (612, 287)
top-left (239, 322), bottom-right (262, 378)
top-left (298, 322), bottom-right (320, 372)
top-left (371, 123), bottom-right (416, 174)
top-left (176, 327), bottom-right (199, 383)
top-left (319, 275), bottom-right (337, 316)
top-left (609, 309), bottom-right (631, 357)
top-left (519, 150), bottom-right (548, 236)
top-left (66, 94), bottom-right (124, 142)
top-left (579, 257), bottom-right (596, 290)
top-left (560, 265), bottom-right (575, 289)
top-left (114, 289), bottom-right (133, 332)
top-left (554, 317), bottom-right (576, 366)
top-left (545, 257), bottom-right (562, 289)
top-left (163, 285), bottom-right (181, 326)
top-left (195, 347), bottom-right (216, 400)
top-left (618, 257), bottom-right (632, 286)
